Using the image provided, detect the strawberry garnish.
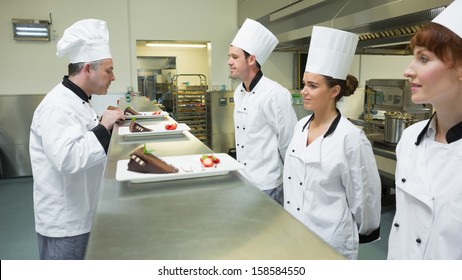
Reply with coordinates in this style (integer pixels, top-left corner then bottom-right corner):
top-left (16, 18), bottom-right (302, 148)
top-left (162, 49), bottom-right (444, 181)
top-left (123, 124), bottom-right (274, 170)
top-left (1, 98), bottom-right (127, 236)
top-left (200, 154), bottom-right (220, 167)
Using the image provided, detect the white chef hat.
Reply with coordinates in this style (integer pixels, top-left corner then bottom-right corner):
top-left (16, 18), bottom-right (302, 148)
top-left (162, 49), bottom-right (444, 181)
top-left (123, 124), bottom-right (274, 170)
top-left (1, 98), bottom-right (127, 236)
top-left (305, 26), bottom-right (358, 80)
top-left (231, 18), bottom-right (278, 66)
top-left (56, 19), bottom-right (112, 63)
top-left (432, 0), bottom-right (462, 39)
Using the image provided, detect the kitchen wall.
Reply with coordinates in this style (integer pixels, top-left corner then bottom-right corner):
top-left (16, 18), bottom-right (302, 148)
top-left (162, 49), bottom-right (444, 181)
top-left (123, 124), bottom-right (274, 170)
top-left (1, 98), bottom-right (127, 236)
top-left (356, 55), bottom-right (412, 85)
top-left (136, 45), bottom-right (209, 86)
top-left (337, 55), bottom-right (413, 120)
top-left (0, 0), bottom-right (130, 95)
top-left (0, 0), bottom-right (411, 97)
top-left (0, 0), bottom-right (236, 95)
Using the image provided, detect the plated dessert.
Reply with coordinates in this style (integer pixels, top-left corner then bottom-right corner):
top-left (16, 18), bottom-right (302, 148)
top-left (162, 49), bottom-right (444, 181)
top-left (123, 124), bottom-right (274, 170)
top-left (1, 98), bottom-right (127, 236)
top-left (124, 106), bottom-right (140, 116)
top-left (127, 145), bottom-right (179, 174)
top-left (129, 118), bottom-right (152, 133)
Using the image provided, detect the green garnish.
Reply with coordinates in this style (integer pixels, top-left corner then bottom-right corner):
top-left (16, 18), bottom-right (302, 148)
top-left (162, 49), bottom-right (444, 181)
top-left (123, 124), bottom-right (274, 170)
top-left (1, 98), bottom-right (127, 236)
top-left (143, 143), bottom-right (154, 155)
top-left (131, 116), bottom-right (136, 121)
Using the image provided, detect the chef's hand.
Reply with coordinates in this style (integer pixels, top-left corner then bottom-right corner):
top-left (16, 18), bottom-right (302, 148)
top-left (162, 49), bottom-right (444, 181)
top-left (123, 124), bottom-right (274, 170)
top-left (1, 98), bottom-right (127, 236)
top-left (100, 108), bottom-right (125, 131)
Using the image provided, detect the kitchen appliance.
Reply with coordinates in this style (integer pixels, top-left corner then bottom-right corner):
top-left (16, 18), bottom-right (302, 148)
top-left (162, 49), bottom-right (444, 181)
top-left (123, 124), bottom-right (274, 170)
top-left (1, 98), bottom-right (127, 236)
top-left (384, 111), bottom-right (417, 144)
top-left (137, 75), bottom-right (157, 100)
top-left (363, 79), bottom-right (432, 146)
top-left (364, 79), bottom-right (432, 122)
top-left (207, 91), bottom-right (235, 154)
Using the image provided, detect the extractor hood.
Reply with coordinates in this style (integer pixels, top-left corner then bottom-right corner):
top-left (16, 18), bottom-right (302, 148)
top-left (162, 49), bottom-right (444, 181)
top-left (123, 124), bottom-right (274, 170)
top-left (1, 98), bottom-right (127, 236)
top-left (242, 0), bottom-right (452, 55)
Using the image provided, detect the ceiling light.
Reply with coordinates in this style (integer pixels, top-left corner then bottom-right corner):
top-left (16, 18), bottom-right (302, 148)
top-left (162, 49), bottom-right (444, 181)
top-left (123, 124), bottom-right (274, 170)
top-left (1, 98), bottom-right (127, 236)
top-left (145, 43), bottom-right (207, 48)
top-left (13, 19), bottom-right (50, 41)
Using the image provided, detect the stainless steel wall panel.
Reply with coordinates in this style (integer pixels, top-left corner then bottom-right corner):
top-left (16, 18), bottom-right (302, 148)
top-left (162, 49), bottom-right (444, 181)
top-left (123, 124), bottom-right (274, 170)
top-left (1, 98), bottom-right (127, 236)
top-left (208, 91), bottom-right (310, 154)
top-left (0, 94), bottom-right (45, 178)
top-left (208, 91), bottom-right (235, 153)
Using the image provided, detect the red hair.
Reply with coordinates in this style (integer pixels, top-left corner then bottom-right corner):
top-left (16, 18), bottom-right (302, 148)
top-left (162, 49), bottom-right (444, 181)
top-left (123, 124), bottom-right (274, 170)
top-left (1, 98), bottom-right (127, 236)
top-left (410, 22), bottom-right (462, 68)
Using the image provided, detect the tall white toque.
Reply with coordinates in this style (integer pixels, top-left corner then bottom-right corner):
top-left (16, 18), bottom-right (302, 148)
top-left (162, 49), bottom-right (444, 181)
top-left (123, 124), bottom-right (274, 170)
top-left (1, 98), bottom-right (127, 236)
top-left (305, 26), bottom-right (358, 80)
top-left (231, 18), bottom-right (279, 66)
top-left (432, 0), bottom-right (462, 39)
top-left (56, 19), bottom-right (112, 63)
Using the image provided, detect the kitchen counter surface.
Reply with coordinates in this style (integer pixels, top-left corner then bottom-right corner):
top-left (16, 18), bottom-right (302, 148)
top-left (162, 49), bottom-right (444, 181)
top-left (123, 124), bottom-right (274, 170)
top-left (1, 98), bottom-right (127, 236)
top-left (85, 97), bottom-right (342, 260)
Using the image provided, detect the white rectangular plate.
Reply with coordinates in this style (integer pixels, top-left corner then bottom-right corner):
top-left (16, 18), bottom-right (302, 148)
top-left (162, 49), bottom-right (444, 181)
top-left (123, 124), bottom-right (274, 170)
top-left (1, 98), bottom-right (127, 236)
top-left (124, 111), bottom-right (168, 119)
top-left (118, 123), bottom-right (190, 137)
top-left (116, 153), bottom-right (244, 183)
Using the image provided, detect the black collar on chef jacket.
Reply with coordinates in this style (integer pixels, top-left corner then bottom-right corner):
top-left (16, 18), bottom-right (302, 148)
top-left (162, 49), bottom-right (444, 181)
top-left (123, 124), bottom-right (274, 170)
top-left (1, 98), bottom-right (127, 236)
top-left (415, 112), bottom-right (462, 145)
top-left (242, 70), bottom-right (263, 92)
top-left (62, 75), bottom-right (111, 153)
top-left (62, 75), bottom-right (91, 103)
top-left (302, 109), bottom-right (341, 137)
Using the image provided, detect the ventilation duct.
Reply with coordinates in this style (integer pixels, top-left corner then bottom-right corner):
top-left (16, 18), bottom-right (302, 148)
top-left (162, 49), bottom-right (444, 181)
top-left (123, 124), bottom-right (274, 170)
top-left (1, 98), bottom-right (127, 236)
top-left (240, 0), bottom-right (451, 55)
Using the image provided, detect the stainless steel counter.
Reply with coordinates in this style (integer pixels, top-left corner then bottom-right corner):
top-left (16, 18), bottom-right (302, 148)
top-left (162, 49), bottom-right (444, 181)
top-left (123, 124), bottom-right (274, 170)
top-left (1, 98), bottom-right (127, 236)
top-left (85, 97), bottom-right (342, 260)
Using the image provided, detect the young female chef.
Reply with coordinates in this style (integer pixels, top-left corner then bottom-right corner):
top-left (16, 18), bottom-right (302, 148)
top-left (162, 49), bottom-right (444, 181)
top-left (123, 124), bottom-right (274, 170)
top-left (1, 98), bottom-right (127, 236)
top-left (283, 26), bottom-right (382, 260)
top-left (387, 0), bottom-right (462, 259)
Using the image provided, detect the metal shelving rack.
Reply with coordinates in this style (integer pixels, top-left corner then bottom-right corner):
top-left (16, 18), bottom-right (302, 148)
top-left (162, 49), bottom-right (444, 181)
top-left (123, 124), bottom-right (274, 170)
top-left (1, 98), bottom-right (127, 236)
top-left (172, 74), bottom-right (208, 145)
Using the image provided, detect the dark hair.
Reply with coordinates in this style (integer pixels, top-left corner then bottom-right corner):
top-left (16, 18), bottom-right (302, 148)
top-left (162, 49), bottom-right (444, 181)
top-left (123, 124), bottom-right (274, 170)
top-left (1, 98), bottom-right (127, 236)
top-left (325, 74), bottom-right (358, 102)
top-left (68, 60), bottom-right (102, 76)
top-left (243, 50), bottom-right (262, 69)
top-left (410, 22), bottom-right (462, 68)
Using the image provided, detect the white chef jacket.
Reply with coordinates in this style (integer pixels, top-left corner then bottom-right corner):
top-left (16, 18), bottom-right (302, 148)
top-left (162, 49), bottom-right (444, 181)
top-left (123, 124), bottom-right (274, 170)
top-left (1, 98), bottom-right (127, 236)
top-left (234, 73), bottom-right (297, 191)
top-left (388, 115), bottom-right (462, 259)
top-left (284, 112), bottom-right (381, 259)
top-left (30, 80), bottom-right (108, 237)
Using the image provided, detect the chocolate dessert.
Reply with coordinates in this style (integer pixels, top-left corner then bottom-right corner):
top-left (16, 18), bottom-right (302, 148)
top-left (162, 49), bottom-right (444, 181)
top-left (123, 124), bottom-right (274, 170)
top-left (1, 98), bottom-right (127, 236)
top-left (124, 106), bottom-right (140, 116)
top-left (129, 120), bottom-right (152, 133)
top-left (127, 146), bottom-right (179, 174)
top-left (107, 105), bottom-right (119, 110)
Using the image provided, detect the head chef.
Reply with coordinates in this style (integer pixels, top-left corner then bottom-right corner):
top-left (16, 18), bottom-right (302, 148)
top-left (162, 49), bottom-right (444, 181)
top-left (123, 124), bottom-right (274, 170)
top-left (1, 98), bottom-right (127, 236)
top-left (57, 18), bottom-right (115, 97)
top-left (30, 19), bottom-right (123, 260)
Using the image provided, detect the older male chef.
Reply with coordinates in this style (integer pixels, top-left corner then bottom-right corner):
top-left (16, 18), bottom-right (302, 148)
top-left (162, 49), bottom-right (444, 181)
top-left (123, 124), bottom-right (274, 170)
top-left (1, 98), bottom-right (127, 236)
top-left (228, 19), bottom-right (297, 205)
top-left (29, 19), bottom-right (124, 260)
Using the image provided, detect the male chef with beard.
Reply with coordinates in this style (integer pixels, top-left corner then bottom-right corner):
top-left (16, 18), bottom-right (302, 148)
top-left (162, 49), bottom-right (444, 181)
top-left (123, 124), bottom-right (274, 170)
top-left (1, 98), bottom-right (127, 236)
top-left (29, 19), bottom-right (124, 259)
top-left (228, 18), bottom-right (297, 205)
